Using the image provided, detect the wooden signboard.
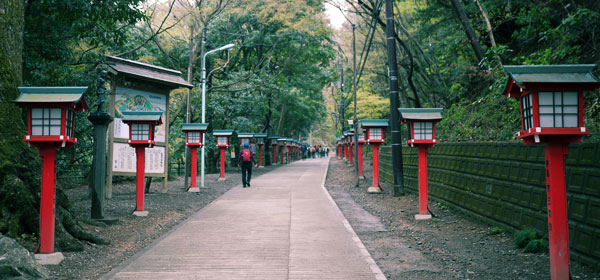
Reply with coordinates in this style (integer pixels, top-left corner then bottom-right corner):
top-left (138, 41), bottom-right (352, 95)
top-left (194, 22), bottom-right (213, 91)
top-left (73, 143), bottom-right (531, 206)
top-left (105, 56), bottom-right (192, 197)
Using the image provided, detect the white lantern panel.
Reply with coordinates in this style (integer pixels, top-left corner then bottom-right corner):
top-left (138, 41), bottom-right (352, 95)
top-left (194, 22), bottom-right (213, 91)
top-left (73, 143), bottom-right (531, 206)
top-left (369, 128), bottom-right (383, 140)
top-left (413, 122), bottom-right (433, 140)
top-left (539, 91), bottom-right (579, 128)
top-left (358, 134), bottom-right (364, 141)
top-left (256, 138), bottom-right (264, 144)
top-left (521, 94), bottom-right (534, 131)
top-left (217, 136), bottom-right (228, 145)
top-left (241, 138), bottom-right (250, 145)
top-left (188, 131), bottom-right (201, 143)
top-left (65, 110), bottom-right (74, 137)
top-left (131, 123), bottom-right (150, 141)
top-left (31, 108), bottom-right (62, 136)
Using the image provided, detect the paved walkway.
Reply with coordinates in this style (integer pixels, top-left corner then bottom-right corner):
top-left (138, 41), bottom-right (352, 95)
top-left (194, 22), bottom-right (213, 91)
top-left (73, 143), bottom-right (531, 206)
top-left (103, 157), bottom-right (385, 280)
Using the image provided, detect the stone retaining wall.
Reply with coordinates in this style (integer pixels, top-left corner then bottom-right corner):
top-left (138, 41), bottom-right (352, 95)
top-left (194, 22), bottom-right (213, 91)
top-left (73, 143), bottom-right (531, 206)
top-left (379, 142), bottom-right (600, 267)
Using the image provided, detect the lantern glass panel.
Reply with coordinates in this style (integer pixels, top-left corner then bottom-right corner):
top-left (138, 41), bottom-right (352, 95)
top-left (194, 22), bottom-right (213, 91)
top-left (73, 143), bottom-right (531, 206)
top-left (217, 136), bottom-right (227, 145)
top-left (256, 138), bottom-right (264, 144)
top-left (65, 109), bottom-right (74, 138)
top-left (369, 128), bottom-right (382, 140)
top-left (131, 123), bottom-right (150, 141)
top-left (413, 122), bottom-right (433, 140)
top-left (241, 138), bottom-right (250, 145)
top-left (539, 91), bottom-right (579, 128)
top-left (358, 134), bottom-right (364, 141)
top-left (31, 108), bottom-right (62, 136)
top-left (188, 131), bottom-right (201, 143)
top-left (521, 94), bottom-right (534, 131)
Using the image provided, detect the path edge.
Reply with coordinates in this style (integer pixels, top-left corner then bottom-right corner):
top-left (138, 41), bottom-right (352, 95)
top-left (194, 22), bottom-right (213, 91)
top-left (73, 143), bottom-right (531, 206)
top-left (321, 157), bottom-right (387, 280)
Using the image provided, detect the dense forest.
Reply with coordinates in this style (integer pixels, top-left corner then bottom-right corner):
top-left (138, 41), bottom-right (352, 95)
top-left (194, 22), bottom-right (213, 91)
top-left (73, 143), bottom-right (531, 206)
top-left (1, 0), bottom-right (599, 250)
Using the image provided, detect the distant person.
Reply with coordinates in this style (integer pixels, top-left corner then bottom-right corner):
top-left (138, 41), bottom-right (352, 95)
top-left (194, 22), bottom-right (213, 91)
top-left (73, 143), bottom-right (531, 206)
top-left (326, 146), bottom-right (330, 157)
top-left (238, 143), bottom-right (257, 188)
top-left (301, 145), bottom-right (307, 160)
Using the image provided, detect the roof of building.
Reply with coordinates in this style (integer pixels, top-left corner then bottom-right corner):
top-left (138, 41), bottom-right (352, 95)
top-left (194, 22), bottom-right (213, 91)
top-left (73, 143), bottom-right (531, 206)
top-left (14, 87), bottom-right (88, 111)
top-left (359, 119), bottom-right (389, 127)
top-left (121, 111), bottom-right (163, 124)
top-left (106, 55), bottom-right (193, 89)
top-left (398, 108), bottom-right (443, 121)
top-left (237, 132), bottom-right (254, 138)
top-left (181, 123), bottom-right (209, 131)
top-left (212, 129), bottom-right (234, 136)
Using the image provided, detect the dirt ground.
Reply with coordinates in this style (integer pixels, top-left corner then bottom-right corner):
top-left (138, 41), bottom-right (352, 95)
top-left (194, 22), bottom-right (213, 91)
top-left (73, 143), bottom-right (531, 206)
top-left (324, 156), bottom-right (600, 280)
top-left (33, 165), bottom-right (279, 279)
top-left (19, 157), bottom-right (600, 279)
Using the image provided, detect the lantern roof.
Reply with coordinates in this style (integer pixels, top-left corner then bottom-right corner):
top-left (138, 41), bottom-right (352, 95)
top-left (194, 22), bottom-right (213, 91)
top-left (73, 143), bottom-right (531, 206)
top-left (181, 123), bottom-right (209, 132)
top-left (342, 131), bottom-right (348, 136)
top-left (502, 64), bottom-right (600, 97)
top-left (121, 111), bottom-right (163, 125)
top-left (14, 87), bottom-right (88, 111)
top-left (398, 108), bottom-right (442, 121)
top-left (237, 132), bottom-right (254, 138)
top-left (360, 119), bottom-right (389, 127)
top-left (213, 129), bottom-right (234, 136)
top-left (253, 133), bottom-right (267, 138)
top-left (268, 135), bottom-right (280, 139)
top-left (106, 55), bottom-right (193, 89)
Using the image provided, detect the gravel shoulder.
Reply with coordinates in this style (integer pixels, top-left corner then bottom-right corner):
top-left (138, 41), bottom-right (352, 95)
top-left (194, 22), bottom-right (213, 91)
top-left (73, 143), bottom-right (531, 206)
top-left (324, 157), bottom-right (599, 280)
top-left (41, 166), bottom-right (278, 279)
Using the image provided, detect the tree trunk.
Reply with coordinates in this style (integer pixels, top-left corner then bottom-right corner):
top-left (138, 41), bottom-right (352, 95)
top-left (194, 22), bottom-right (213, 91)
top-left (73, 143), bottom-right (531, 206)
top-left (0, 1), bottom-right (108, 250)
top-left (450, 0), bottom-right (486, 63)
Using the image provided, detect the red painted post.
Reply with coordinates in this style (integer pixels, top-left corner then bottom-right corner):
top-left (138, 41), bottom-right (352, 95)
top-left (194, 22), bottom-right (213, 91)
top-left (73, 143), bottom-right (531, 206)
top-left (273, 145), bottom-right (277, 164)
top-left (279, 146), bottom-right (284, 164)
top-left (344, 143), bottom-right (348, 160)
top-left (39, 147), bottom-right (57, 254)
top-left (190, 147), bottom-right (197, 189)
top-left (372, 144), bottom-right (380, 188)
top-left (219, 147), bottom-right (226, 179)
top-left (358, 143), bottom-right (364, 178)
top-left (418, 146), bottom-right (429, 215)
top-left (349, 143), bottom-right (354, 165)
top-left (135, 147), bottom-right (145, 212)
top-left (545, 143), bottom-right (570, 280)
top-left (287, 147), bottom-right (290, 163)
top-left (258, 144), bottom-right (263, 167)
top-left (337, 144), bottom-right (341, 158)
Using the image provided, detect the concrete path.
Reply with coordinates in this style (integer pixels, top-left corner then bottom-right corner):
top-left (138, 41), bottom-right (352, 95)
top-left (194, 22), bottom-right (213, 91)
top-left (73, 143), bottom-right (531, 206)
top-left (103, 157), bottom-right (385, 280)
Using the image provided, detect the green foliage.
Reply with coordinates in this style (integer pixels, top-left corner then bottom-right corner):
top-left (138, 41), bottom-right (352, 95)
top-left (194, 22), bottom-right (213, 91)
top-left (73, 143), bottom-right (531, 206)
top-left (488, 226), bottom-right (504, 235)
top-left (514, 228), bottom-right (547, 253)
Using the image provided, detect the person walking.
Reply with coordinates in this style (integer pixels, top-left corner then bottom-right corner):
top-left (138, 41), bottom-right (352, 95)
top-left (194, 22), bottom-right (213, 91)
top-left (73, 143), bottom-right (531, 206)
top-left (238, 143), bottom-right (257, 188)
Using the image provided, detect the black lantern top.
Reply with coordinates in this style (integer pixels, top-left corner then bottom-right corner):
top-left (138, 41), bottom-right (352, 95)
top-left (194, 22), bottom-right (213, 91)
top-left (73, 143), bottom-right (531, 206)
top-left (360, 119), bottom-right (389, 144)
top-left (182, 123), bottom-right (209, 146)
top-left (122, 111), bottom-right (163, 147)
top-left (213, 129), bottom-right (234, 148)
top-left (502, 64), bottom-right (600, 145)
top-left (14, 87), bottom-right (88, 148)
top-left (268, 135), bottom-right (280, 145)
top-left (398, 108), bottom-right (443, 147)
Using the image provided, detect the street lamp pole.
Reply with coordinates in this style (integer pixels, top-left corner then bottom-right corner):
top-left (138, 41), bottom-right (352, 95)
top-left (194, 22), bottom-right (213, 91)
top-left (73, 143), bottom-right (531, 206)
top-left (200, 42), bottom-right (235, 188)
top-left (352, 24), bottom-right (359, 185)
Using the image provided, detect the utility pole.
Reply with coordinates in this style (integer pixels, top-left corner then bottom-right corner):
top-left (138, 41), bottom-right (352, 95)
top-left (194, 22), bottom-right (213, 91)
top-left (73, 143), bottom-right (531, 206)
top-left (352, 24), bottom-right (359, 183)
top-left (338, 61), bottom-right (344, 135)
top-left (199, 26), bottom-right (207, 188)
top-left (385, 0), bottom-right (404, 196)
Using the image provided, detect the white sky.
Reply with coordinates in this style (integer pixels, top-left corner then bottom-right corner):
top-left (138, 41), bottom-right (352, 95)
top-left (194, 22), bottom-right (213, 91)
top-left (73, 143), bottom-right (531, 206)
top-left (324, 1), bottom-right (346, 30)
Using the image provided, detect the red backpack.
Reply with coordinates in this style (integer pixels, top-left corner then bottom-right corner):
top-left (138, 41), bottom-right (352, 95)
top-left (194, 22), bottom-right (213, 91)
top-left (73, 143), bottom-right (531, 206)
top-left (241, 149), bottom-right (251, 162)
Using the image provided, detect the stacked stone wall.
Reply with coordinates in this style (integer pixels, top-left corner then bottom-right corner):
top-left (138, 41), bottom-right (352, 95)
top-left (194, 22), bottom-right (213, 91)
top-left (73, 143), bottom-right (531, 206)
top-left (378, 142), bottom-right (600, 267)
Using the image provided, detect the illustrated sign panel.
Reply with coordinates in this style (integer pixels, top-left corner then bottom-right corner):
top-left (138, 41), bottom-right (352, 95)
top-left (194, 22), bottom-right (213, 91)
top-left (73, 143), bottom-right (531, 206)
top-left (113, 87), bottom-right (167, 143)
top-left (112, 143), bottom-right (165, 174)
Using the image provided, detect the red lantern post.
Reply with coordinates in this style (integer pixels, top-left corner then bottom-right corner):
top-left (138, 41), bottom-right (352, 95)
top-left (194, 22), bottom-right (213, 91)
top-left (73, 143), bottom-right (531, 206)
top-left (356, 130), bottom-right (366, 179)
top-left (278, 138), bottom-right (286, 164)
top-left (254, 133), bottom-right (267, 167)
top-left (348, 130), bottom-right (355, 166)
top-left (122, 111), bottom-right (163, 217)
top-left (398, 108), bottom-right (443, 220)
top-left (182, 123), bottom-right (208, 192)
top-left (213, 130), bottom-right (233, 181)
top-left (361, 119), bottom-right (389, 194)
top-left (502, 64), bottom-right (600, 280)
top-left (269, 135), bottom-right (279, 164)
top-left (14, 87), bottom-right (88, 264)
